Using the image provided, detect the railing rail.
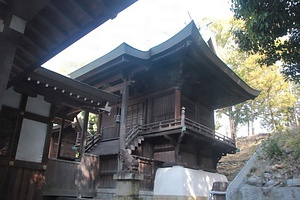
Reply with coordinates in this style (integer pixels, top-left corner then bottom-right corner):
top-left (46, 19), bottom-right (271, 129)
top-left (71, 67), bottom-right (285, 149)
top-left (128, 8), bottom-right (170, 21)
top-left (96, 108), bottom-right (235, 148)
top-left (85, 133), bottom-right (101, 152)
top-left (125, 124), bottom-right (141, 148)
top-left (141, 118), bottom-right (181, 132)
top-left (184, 118), bottom-right (235, 146)
top-left (139, 115), bottom-right (235, 146)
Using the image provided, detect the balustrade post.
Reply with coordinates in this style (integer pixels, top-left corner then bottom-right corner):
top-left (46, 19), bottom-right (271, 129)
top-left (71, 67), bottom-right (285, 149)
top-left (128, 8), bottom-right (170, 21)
top-left (181, 107), bottom-right (185, 127)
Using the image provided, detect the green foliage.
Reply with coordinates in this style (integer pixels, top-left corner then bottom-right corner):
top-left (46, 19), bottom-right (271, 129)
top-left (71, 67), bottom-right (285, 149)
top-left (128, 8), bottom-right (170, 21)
top-left (284, 127), bottom-right (300, 158)
top-left (262, 127), bottom-right (300, 160)
top-left (231, 0), bottom-right (300, 83)
top-left (88, 113), bottom-right (98, 135)
top-left (289, 135), bottom-right (300, 158)
top-left (263, 137), bottom-right (283, 159)
top-left (210, 18), bottom-right (298, 134)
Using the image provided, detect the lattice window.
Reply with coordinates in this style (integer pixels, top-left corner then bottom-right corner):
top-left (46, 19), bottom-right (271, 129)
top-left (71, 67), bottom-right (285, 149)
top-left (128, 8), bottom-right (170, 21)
top-left (127, 103), bottom-right (143, 129)
top-left (153, 93), bottom-right (175, 122)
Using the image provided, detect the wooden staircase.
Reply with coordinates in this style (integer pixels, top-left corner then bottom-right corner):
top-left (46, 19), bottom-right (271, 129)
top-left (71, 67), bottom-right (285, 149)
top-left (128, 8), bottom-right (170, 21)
top-left (125, 124), bottom-right (144, 154)
top-left (78, 124), bottom-right (144, 154)
top-left (75, 131), bottom-right (101, 153)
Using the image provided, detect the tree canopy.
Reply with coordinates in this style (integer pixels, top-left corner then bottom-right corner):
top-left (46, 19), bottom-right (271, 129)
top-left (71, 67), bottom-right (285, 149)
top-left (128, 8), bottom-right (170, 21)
top-left (207, 18), bottom-right (299, 136)
top-left (231, 0), bottom-right (300, 83)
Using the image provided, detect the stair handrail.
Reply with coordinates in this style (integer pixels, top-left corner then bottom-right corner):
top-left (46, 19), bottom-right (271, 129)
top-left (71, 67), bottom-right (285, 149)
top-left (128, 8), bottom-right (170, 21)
top-left (125, 124), bottom-right (141, 148)
top-left (85, 133), bottom-right (101, 152)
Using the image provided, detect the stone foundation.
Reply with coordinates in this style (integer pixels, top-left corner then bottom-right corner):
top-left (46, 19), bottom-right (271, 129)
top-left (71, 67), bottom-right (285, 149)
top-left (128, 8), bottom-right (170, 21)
top-left (153, 166), bottom-right (228, 199)
top-left (113, 172), bottom-right (144, 200)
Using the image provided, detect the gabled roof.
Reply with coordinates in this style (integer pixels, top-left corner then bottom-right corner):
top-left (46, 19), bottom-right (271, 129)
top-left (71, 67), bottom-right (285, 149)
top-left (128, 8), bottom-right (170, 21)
top-left (71, 21), bottom-right (260, 109)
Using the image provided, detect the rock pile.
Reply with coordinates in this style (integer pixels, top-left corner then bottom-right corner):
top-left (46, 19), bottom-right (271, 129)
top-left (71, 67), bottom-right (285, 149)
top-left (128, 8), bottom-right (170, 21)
top-left (217, 133), bottom-right (268, 181)
top-left (246, 143), bottom-right (300, 188)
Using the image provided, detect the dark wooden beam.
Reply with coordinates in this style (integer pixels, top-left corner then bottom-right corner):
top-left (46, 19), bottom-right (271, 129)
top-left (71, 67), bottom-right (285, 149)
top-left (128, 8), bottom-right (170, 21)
top-left (56, 118), bottom-right (64, 159)
top-left (8, 0), bottom-right (136, 88)
top-left (79, 111), bottom-right (89, 161)
top-left (31, 67), bottom-right (120, 103)
top-left (0, 0), bottom-right (50, 109)
top-left (119, 78), bottom-right (129, 153)
top-left (93, 74), bottom-right (123, 88)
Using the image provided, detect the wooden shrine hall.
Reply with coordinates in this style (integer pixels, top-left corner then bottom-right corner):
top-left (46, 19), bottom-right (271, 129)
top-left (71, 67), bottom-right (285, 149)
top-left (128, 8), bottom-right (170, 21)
top-left (0, 0), bottom-right (136, 200)
top-left (70, 21), bottom-right (260, 199)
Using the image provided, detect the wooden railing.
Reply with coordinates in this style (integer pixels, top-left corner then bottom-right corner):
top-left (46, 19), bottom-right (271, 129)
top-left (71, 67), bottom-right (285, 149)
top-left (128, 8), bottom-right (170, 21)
top-left (141, 118), bottom-right (181, 133)
top-left (125, 124), bottom-right (141, 148)
top-left (184, 118), bottom-right (235, 146)
top-left (139, 107), bottom-right (235, 147)
top-left (85, 133), bottom-right (101, 152)
top-left (96, 107), bottom-right (235, 149)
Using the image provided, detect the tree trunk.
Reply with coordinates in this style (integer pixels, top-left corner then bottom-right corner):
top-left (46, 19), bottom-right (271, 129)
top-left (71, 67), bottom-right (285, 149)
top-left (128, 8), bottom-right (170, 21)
top-left (229, 115), bottom-right (236, 141)
top-left (250, 105), bottom-right (255, 135)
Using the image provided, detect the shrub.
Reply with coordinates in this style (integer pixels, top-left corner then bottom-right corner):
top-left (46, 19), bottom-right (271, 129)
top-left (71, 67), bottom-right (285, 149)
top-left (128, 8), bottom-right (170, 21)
top-left (263, 137), bottom-right (283, 159)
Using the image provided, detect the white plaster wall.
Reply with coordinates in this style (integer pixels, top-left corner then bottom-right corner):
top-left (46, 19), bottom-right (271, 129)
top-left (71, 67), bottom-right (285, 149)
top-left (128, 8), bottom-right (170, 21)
top-left (26, 95), bottom-right (51, 117)
top-left (15, 119), bottom-right (47, 163)
top-left (2, 87), bottom-right (21, 109)
top-left (154, 166), bottom-right (227, 198)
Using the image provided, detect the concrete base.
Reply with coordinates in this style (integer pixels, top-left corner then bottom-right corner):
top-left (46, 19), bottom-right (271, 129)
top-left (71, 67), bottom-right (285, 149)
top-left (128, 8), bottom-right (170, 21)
top-left (153, 166), bottom-right (228, 200)
top-left (113, 172), bottom-right (144, 200)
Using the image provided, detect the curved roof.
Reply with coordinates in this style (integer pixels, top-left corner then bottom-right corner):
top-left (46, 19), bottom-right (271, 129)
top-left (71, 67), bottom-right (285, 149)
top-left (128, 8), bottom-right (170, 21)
top-left (71, 21), bottom-right (260, 109)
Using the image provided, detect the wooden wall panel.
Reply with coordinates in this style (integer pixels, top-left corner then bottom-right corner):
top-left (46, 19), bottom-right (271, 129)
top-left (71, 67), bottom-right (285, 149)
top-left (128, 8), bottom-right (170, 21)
top-left (182, 97), bottom-right (196, 121)
top-left (153, 151), bottom-right (175, 162)
top-left (139, 159), bottom-right (154, 190)
top-left (44, 155), bottom-right (99, 197)
top-left (101, 106), bottom-right (119, 140)
top-left (181, 151), bottom-right (197, 166)
top-left (0, 166), bottom-right (44, 200)
top-left (99, 155), bottom-right (117, 188)
top-left (196, 103), bottom-right (214, 129)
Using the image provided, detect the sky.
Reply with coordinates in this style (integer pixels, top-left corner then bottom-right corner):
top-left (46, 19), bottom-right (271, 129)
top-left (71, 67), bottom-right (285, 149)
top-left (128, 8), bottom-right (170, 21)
top-left (42, 0), bottom-right (258, 137)
top-left (42, 0), bottom-right (232, 75)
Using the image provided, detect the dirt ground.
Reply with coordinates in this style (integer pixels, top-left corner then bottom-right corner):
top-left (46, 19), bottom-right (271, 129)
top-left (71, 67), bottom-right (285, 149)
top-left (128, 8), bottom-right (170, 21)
top-left (217, 133), bottom-right (269, 181)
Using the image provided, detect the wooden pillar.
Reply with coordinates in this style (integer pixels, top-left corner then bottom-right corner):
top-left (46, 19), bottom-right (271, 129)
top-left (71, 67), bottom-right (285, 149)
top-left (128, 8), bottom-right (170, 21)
top-left (79, 111), bottom-right (89, 161)
top-left (97, 111), bottom-right (102, 135)
top-left (56, 118), bottom-right (65, 158)
top-left (119, 78), bottom-right (129, 152)
top-left (181, 107), bottom-right (186, 127)
top-left (146, 98), bottom-right (152, 124)
top-left (174, 87), bottom-right (181, 120)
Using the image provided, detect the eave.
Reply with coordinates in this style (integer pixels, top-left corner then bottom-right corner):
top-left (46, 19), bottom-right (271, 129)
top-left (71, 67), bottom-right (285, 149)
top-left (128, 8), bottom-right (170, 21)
top-left (71, 21), bottom-right (260, 109)
top-left (13, 67), bottom-right (120, 115)
top-left (1, 0), bottom-right (137, 87)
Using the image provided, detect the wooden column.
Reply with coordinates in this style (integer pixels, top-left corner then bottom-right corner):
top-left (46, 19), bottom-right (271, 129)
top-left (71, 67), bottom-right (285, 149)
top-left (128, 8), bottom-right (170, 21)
top-left (56, 118), bottom-right (65, 158)
top-left (97, 111), bottom-right (102, 135)
top-left (174, 86), bottom-right (181, 120)
top-left (79, 111), bottom-right (89, 161)
top-left (119, 78), bottom-right (129, 152)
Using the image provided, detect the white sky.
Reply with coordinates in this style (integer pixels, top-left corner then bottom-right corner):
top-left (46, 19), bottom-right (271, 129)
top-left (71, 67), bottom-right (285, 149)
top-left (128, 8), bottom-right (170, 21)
top-left (41, 0), bottom-right (267, 137)
top-left (42, 0), bottom-right (232, 74)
